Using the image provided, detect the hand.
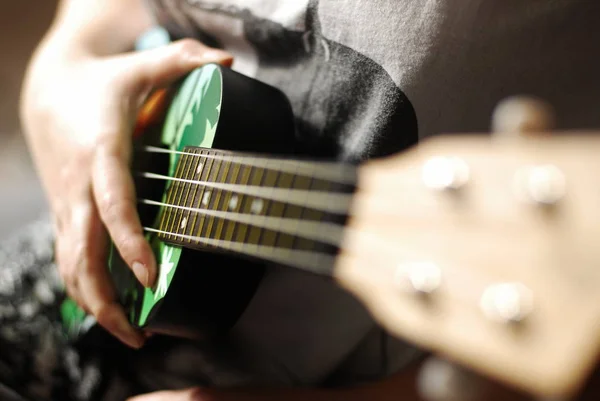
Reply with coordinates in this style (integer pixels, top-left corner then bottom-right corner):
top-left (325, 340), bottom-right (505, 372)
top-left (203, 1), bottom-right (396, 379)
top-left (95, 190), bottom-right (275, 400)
top-left (21, 35), bottom-right (233, 348)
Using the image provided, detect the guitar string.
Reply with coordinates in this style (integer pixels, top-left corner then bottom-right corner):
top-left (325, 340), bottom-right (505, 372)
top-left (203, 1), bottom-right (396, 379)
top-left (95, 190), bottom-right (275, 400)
top-left (136, 148), bottom-right (496, 302)
top-left (143, 226), bottom-right (337, 276)
top-left (144, 211), bottom-right (494, 309)
top-left (139, 198), bottom-right (346, 246)
top-left (140, 199), bottom-right (496, 308)
top-left (136, 171), bottom-right (354, 214)
top-left (133, 150), bottom-right (520, 323)
top-left (135, 170), bottom-right (429, 219)
top-left (138, 146), bottom-right (358, 185)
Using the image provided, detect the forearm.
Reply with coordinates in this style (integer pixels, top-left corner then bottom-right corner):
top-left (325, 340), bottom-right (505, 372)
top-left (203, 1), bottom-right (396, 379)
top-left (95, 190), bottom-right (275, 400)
top-left (48, 0), bottom-right (154, 56)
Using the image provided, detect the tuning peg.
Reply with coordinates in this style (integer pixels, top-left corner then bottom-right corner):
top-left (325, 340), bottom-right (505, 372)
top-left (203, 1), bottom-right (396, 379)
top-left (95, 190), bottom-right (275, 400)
top-left (492, 97), bottom-right (567, 207)
top-left (491, 96), bottom-right (556, 138)
top-left (480, 282), bottom-right (534, 325)
top-left (513, 164), bottom-right (567, 206)
top-left (422, 156), bottom-right (470, 191)
top-left (395, 261), bottom-right (442, 296)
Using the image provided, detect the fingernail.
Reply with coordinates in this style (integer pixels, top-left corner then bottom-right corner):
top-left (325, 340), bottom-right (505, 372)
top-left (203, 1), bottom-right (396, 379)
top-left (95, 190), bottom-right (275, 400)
top-left (132, 262), bottom-right (149, 287)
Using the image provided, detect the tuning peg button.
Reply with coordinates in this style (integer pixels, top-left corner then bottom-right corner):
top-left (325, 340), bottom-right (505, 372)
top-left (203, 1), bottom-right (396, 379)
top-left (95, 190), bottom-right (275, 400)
top-left (514, 164), bottom-right (566, 206)
top-left (395, 261), bottom-right (442, 296)
top-left (480, 282), bottom-right (534, 325)
top-left (422, 157), bottom-right (470, 191)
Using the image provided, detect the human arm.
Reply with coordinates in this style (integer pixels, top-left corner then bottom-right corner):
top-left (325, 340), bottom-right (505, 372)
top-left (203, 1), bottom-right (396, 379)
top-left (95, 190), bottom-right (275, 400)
top-left (20, 0), bottom-right (233, 348)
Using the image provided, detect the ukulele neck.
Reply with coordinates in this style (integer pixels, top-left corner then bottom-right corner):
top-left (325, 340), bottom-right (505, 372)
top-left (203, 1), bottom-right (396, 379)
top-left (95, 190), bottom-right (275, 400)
top-left (154, 146), bottom-right (358, 273)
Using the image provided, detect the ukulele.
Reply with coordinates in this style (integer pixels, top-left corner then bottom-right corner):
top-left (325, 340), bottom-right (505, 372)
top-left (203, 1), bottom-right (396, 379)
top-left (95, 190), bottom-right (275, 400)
top-left (59, 62), bottom-right (600, 400)
top-left (333, 105), bottom-right (600, 400)
top-left (94, 63), bottom-right (359, 343)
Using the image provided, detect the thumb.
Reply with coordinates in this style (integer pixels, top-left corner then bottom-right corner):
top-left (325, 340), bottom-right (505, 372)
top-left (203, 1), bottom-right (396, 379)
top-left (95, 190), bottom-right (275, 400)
top-left (119, 38), bottom-right (233, 96)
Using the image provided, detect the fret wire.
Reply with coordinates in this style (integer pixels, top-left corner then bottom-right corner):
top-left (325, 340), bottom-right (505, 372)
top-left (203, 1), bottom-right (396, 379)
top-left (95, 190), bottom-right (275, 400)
top-left (292, 174), bottom-right (315, 251)
top-left (167, 152), bottom-right (194, 240)
top-left (245, 166), bottom-right (265, 248)
top-left (276, 165), bottom-right (299, 250)
top-left (222, 154), bottom-right (242, 243)
top-left (193, 150), bottom-right (214, 242)
top-left (176, 151), bottom-right (196, 242)
top-left (300, 176), bottom-right (328, 252)
top-left (260, 168), bottom-right (282, 249)
top-left (158, 151), bottom-right (188, 241)
top-left (201, 153), bottom-right (221, 246)
top-left (228, 162), bottom-right (242, 244)
top-left (212, 154), bottom-right (233, 245)
top-left (233, 163), bottom-right (253, 245)
top-left (207, 153), bottom-right (229, 246)
top-left (183, 148), bottom-right (202, 243)
top-left (271, 170), bottom-right (285, 248)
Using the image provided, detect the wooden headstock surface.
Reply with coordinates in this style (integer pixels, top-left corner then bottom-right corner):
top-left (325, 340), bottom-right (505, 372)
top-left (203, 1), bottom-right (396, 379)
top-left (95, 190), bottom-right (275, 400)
top-left (335, 97), bottom-right (600, 399)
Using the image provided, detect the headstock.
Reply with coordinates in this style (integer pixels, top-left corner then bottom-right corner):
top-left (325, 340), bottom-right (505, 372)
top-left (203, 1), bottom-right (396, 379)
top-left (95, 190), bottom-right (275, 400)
top-left (336, 97), bottom-right (600, 399)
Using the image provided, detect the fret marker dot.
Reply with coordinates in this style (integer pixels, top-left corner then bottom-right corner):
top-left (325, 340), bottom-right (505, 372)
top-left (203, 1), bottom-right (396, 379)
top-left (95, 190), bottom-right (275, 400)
top-left (180, 217), bottom-right (188, 230)
top-left (229, 196), bottom-right (239, 211)
top-left (196, 163), bottom-right (204, 175)
top-left (251, 199), bottom-right (264, 214)
top-left (202, 191), bottom-right (212, 207)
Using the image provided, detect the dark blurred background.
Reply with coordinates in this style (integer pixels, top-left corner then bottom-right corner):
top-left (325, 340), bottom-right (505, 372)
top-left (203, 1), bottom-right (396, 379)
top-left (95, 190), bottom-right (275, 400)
top-left (0, 1), bottom-right (58, 239)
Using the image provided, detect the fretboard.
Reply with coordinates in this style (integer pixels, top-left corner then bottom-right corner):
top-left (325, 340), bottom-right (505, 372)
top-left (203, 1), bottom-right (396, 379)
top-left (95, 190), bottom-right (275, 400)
top-left (154, 146), bottom-right (358, 273)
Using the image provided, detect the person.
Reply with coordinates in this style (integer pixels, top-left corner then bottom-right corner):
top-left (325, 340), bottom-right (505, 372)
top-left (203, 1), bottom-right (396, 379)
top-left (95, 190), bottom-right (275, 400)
top-left (9, 0), bottom-right (600, 400)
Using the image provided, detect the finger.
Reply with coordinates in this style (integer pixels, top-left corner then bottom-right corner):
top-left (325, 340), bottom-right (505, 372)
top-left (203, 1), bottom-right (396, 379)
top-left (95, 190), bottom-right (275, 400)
top-left (92, 137), bottom-right (157, 289)
top-left (54, 215), bottom-right (88, 314)
top-left (127, 387), bottom-right (206, 401)
top-left (74, 200), bottom-right (145, 349)
top-left (119, 39), bottom-right (233, 96)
